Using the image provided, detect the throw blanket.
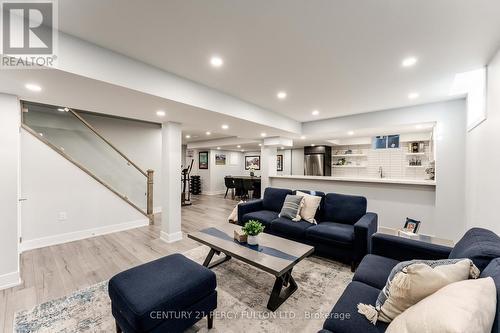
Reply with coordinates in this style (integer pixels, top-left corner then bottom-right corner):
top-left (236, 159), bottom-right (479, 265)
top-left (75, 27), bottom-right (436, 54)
top-left (228, 201), bottom-right (244, 223)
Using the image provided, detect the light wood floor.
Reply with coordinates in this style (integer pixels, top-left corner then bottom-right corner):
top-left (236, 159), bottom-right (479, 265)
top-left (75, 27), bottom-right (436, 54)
top-left (0, 194), bottom-right (238, 332)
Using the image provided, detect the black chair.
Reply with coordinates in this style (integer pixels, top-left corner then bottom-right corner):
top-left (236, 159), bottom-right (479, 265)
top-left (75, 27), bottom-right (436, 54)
top-left (232, 178), bottom-right (244, 199)
top-left (242, 179), bottom-right (254, 200)
top-left (224, 176), bottom-right (236, 199)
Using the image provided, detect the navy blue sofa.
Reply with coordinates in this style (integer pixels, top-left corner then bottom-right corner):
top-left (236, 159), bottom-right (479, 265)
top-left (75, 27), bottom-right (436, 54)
top-left (237, 187), bottom-right (378, 270)
top-left (320, 227), bottom-right (500, 333)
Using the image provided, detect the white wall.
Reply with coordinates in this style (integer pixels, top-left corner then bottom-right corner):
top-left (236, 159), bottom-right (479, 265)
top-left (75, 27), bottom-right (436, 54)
top-left (0, 93), bottom-right (21, 289)
top-left (465, 49), bottom-right (500, 234)
top-left (293, 100), bottom-right (467, 241)
top-left (209, 149), bottom-right (244, 194)
top-left (20, 130), bottom-right (149, 251)
top-left (291, 148), bottom-right (305, 175)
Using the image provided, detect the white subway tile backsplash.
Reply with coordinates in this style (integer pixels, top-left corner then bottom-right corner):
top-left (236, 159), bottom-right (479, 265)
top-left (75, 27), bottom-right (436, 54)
top-left (332, 142), bottom-right (431, 180)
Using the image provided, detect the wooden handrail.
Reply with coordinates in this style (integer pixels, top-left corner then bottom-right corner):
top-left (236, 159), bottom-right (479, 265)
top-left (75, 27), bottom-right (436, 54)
top-left (69, 109), bottom-right (148, 177)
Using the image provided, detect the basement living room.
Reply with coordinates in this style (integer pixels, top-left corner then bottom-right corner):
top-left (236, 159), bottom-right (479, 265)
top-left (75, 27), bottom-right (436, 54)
top-left (1, 1), bottom-right (500, 333)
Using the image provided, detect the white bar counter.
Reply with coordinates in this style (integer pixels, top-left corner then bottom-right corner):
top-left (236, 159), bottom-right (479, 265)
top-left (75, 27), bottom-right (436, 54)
top-left (270, 175), bottom-right (436, 186)
top-left (269, 174), bottom-right (438, 239)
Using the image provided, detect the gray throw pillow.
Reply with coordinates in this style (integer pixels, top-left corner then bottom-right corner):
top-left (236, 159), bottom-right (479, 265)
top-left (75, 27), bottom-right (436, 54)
top-left (279, 195), bottom-right (304, 221)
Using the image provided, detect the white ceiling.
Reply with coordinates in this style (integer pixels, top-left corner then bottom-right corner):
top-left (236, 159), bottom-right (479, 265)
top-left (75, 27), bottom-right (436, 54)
top-left (56, 0), bottom-right (500, 121)
top-left (0, 69), bottom-right (295, 144)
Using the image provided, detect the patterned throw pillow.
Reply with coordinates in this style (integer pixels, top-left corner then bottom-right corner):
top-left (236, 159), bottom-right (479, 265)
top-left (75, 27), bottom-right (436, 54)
top-left (358, 258), bottom-right (480, 324)
top-left (278, 195), bottom-right (304, 221)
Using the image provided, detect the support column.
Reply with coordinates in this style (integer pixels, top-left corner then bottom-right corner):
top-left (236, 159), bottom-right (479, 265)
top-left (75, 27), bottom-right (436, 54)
top-left (160, 122), bottom-right (182, 243)
top-left (260, 145), bottom-right (277, 197)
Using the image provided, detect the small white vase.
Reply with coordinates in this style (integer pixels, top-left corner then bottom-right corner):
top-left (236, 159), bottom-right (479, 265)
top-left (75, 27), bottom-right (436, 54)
top-left (247, 235), bottom-right (259, 245)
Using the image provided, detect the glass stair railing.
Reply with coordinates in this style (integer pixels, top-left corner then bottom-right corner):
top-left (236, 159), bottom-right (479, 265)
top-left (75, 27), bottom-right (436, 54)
top-left (21, 101), bottom-right (154, 222)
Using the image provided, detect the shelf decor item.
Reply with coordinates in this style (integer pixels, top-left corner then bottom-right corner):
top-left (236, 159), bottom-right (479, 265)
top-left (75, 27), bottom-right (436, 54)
top-left (426, 161), bottom-right (436, 180)
top-left (403, 217), bottom-right (421, 233)
top-left (242, 220), bottom-right (265, 245)
top-left (233, 229), bottom-right (248, 243)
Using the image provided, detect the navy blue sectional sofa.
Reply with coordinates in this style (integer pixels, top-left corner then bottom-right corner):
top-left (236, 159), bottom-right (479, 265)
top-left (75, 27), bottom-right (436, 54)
top-left (320, 227), bottom-right (500, 333)
top-left (237, 187), bottom-right (378, 270)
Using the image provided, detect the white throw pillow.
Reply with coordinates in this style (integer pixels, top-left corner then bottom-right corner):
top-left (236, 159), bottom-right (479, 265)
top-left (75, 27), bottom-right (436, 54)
top-left (296, 191), bottom-right (322, 224)
top-left (358, 259), bottom-right (479, 324)
top-left (386, 277), bottom-right (496, 333)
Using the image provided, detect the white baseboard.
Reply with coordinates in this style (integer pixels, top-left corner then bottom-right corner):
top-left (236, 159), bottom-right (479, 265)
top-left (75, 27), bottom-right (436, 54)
top-left (20, 218), bottom-right (149, 252)
top-left (160, 231), bottom-right (183, 243)
top-left (0, 271), bottom-right (21, 291)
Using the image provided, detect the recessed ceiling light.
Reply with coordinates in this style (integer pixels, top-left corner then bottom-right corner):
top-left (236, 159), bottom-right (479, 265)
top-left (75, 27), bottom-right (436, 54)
top-left (221, 124), bottom-right (229, 130)
top-left (39, 132), bottom-right (43, 136)
top-left (258, 143), bottom-right (262, 146)
top-left (25, 83), bottom-right (41, 92)
top-left (57, 108), bottom-right (65, 112)
top-left (280, 146), bottom-right (284, 150)
top-left (311, 144), bottom-right (315, 147)
top-left (348, 131), bottom-right (355, 136)
top-left (312, 110), bottom-right (319, 116)
top-left (185, 135), bottom-right (191, 139)
top-left (217, 147), bottom-right (221, 150)
top-left (210, 56), bottom-right (223, 67)
top-left (277, 91), bottom-right (287, 99)
top-left (156, 110), bottom-right (166, 117)
top-left (408, 92), bottom-right (420, 99)
top-left (300, 135), bottom-right (306, 140)
top-left (236, 145), bottom-right (241, 148)
top-left (206, 131), bottom-right (211, 135)
top-left (241, 149), bottom-right (245, 152)
top-left (402, 57), bottom-right (418, 68)
top-left (260, 132), bottom-right (267, 137)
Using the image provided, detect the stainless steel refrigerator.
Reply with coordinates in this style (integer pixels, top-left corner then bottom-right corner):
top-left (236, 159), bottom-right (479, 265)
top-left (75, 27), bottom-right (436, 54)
top-left (304, 146), bottom-right (332, 176)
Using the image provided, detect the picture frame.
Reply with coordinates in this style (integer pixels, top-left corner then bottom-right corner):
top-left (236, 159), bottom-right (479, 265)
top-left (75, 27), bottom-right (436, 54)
top-left (215, 153), bottom-right (226, 165)
top-left (199, 151), bottom-right (209, 169)
top-left (245, 155), bottom-right (260, 170)
top-left (277, 154), bottom-right (283, 171)
top-left (404, 217), bottom-right (421, 234)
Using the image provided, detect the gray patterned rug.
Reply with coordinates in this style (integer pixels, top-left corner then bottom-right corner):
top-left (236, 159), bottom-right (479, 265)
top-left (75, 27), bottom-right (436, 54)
top-left (14, 246), bottom-right (353, 333)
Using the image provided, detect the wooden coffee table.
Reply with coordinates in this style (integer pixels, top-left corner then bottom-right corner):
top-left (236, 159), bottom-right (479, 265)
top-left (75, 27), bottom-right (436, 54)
top-left (188, 224), bottom-right (314, 311)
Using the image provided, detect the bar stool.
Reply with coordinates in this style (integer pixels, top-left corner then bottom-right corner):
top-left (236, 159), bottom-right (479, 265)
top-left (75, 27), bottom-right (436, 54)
top-left (224, 176), bottom-right (236, 199)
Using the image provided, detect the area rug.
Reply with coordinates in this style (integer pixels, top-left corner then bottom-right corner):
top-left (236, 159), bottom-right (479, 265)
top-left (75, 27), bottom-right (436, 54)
top-left (14, 246), bottom-right (353, 333)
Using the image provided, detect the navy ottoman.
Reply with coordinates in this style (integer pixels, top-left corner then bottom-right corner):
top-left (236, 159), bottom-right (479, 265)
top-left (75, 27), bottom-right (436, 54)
top-left (108, 253), bottom-right (217, 333)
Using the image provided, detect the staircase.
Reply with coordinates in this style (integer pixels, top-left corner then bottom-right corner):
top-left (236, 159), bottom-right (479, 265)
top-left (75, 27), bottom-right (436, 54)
top-left (21, 101), bottom-right (154, 223)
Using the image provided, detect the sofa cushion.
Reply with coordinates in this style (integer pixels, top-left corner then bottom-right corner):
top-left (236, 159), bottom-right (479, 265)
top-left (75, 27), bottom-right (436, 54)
top-left (449, 227), bottom-right (500, 271)
top-left (293, 190), bottom-right (325, 222)
top-left (321, 193), bottom-right (367, 224)
top-left (241, 210), bottom-right (279, 228)
top-left (270, 217), bottom-right (314, 239)
top-left (306, 222), bottom-right (354, 246)
top-left (353, 254), bottom-right (399, 290)
top-left (108, 254), bottom-right (216, 332)
top-left (323, 281), bottom-right (388, 333)
top-left (480, 258), bottom-right (500, 333)
top-left (262, 187), bottom-right (293, 212)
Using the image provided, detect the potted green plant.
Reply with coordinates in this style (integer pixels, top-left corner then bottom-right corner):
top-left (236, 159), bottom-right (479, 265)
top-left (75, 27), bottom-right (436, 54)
top-left (242, 220), bottom-right (265, 245)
